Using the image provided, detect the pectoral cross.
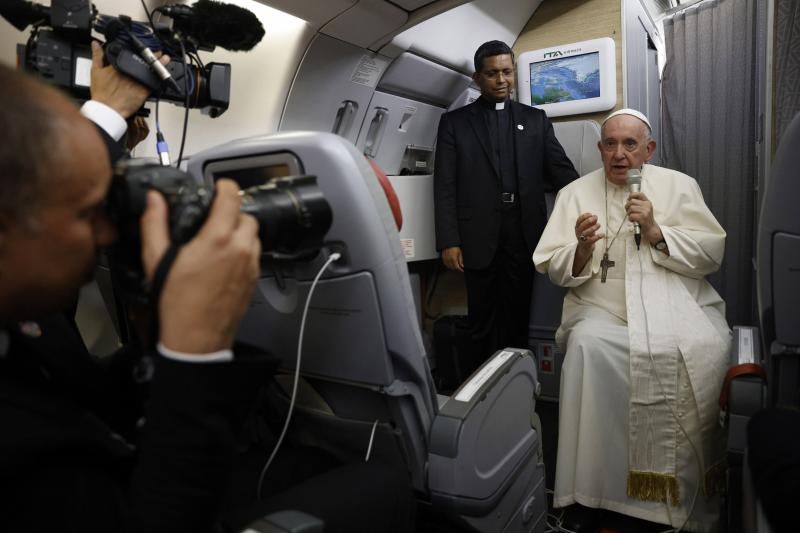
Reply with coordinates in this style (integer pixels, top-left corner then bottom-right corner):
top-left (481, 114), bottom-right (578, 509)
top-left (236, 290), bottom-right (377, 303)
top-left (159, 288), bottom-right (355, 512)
top-left (600, 252), bottom-right (615, 283)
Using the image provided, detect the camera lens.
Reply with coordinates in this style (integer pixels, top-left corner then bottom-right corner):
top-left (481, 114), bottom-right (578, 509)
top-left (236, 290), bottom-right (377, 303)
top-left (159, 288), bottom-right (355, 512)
top-left (239, 175), bottom-right (332, 254)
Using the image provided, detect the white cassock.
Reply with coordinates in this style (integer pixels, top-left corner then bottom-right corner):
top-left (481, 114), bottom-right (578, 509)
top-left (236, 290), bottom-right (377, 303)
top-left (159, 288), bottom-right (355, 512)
top-left (532, 164), bottom-right (731, 531)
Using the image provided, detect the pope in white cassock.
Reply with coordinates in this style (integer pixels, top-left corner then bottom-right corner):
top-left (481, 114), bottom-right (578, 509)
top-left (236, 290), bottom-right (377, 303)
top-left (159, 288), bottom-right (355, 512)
top-left (532, 109), bottom-right (731, 532)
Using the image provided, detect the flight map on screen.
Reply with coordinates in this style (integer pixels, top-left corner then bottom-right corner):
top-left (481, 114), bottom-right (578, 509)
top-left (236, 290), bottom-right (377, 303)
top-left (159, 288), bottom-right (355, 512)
top-left (529, 52), bottom-right (601, 105)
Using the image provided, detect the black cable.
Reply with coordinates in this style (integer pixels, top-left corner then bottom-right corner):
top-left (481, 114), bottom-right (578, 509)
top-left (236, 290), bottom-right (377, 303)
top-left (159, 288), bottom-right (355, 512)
top-left (139, 0), bottom-right (156, 30)
top-left (190, 50), bottom-right (205, 71)
top-left (175, 39), bottom-right (190, 168)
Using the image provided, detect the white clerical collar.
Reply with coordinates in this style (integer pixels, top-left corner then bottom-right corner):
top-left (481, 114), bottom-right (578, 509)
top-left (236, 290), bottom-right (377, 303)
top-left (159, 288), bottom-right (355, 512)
top-left (495, 102), bottom-right (506, 111)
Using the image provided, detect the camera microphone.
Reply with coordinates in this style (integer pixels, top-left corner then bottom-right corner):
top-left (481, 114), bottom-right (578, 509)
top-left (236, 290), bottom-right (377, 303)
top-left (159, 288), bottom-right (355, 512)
top-left (0, 0), bottom-right (49, 31)
top-left (103, 17), bottom-right (182, 94)
top-left (156, 0), bottom-right (265, 52)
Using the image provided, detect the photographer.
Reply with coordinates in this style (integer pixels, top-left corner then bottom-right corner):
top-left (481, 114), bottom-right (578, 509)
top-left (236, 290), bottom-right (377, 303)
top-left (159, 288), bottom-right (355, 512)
top-left (0, 62), bottom-right (265, 532)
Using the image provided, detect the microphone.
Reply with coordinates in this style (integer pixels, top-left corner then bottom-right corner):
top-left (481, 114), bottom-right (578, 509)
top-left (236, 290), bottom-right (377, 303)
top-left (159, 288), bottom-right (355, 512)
top-left (102, 17), bottom-right (182, 94)
top-left (0, 0), bottom-right (50, 31)
top-left (156, 0), bottom-right (266, 52)
top-left (626, 168), bottom-right (643, 249)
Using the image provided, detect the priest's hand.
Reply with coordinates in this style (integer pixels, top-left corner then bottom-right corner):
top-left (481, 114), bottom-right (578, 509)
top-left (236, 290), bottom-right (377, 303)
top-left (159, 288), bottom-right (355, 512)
top-left (625, 192), bottom-right (663, 243)
top-left (573, 213), bottom-right (603, 277)
top-left (442, 246), bottom-right (464, 272)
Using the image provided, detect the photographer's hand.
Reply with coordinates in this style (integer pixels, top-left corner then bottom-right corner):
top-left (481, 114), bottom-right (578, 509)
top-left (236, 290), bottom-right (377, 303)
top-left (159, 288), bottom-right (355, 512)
top-left (90, 41), bottom-right (169, 119)
top-left (139, 180), bottom-right (261, 354)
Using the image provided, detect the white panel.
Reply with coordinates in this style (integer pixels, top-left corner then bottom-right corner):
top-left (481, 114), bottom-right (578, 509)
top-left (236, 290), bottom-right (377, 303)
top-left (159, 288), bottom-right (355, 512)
top-left (388, 174), bottom-right (437, 261)
top-left (356, 92), bottom-right (445, 174)
top-left (322, 0), bottom-right (409, 49)
top-left (254, 0), bottom-right (357, 28)
top-left (384, 0), bottom-right (543, 73)
top-left (281, 34), bottom-right (391, 143)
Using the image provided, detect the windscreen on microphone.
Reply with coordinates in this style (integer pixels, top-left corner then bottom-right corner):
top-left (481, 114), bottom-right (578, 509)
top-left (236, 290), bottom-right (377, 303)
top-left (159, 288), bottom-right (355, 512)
top-left (160, 0), bottom-right (265, 52)
top-left (0, 0), bottom-right (49, 31)
top-left (626, 168), bottom-right (642, 192)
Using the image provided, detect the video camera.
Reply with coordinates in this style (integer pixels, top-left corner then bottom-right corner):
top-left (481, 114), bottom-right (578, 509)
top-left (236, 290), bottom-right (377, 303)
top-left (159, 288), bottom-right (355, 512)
top-left (106, 161), bottom-right (333, 299)
top-left (1, 0), bottom-right (266, 117)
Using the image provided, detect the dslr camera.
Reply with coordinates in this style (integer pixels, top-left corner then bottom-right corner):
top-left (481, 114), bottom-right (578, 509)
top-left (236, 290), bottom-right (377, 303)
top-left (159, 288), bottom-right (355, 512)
top-left (1, 0), bottom-right (265, 117)
top-left (106, 162), bottom-right (333, 298)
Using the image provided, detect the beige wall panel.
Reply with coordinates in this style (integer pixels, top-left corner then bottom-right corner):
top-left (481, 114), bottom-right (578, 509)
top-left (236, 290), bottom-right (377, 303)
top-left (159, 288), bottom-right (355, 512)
top-left (513, 0), bottom-right (623, 126)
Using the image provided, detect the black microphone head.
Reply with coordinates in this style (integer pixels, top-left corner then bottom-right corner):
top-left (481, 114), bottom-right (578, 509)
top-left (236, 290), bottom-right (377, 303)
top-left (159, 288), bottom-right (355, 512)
top-left (170, 0), bottom-right (265, 52)
top-left (0, 0), bottom-right (50, 31)
top-left (626, 168), bottom-right (642, 190)
top-left (98, 16), bottom-right (128, 42)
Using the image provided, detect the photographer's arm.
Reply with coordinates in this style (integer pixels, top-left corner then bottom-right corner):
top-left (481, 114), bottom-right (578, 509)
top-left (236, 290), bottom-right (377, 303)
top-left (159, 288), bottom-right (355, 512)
top-left (128, 181), bottom-right (266, 532)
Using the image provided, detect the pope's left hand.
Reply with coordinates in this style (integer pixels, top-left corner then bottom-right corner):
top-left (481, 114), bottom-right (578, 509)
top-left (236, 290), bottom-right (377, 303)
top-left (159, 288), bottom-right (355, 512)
top-left (625, 191), bottom-right (663, 243)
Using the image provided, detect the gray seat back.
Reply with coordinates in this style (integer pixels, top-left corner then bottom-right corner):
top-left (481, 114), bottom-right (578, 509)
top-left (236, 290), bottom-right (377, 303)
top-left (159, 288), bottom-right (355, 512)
top-left (187, 132), bottom-right (436, 489)
top-left (757, 112), bottom-right (800, 407)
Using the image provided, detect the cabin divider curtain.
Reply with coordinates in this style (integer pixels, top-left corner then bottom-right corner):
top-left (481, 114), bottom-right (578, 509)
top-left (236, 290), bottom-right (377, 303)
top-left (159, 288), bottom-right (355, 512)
top-left (661, 0), bottom-right (758, 326)
top-left (775, 0), bottom-right (800, 145)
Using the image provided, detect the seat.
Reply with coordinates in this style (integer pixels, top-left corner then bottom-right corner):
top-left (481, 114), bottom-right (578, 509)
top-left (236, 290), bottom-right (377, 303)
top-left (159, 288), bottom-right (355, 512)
top-left (734, 111), bottom-right (800, 533)
top-left (528, 120), bottom-right (602, 398)
top-left (552, 120), bottom-right (603, 179)
top-left (186, 132), bottom-right (547, 533)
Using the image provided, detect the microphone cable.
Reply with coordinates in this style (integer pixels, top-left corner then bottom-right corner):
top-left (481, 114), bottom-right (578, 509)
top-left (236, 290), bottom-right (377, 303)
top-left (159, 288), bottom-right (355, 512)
top-left (174, 37), bottom-right (190, 168)
top-left (256, 252), bottom-right (342, 501)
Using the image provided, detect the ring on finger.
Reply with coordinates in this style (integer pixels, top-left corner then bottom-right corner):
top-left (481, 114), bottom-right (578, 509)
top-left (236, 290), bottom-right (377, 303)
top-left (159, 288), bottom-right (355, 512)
top-left (579, 234), bottom-right (587, 242)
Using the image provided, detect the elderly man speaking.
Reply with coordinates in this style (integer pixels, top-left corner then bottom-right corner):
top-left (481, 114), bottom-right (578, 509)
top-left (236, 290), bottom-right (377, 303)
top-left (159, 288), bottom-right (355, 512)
top-left (533, 109), bottom-right (730, 532)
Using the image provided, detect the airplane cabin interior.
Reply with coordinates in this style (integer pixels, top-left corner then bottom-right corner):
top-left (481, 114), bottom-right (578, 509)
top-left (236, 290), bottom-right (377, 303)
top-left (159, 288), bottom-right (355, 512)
top-left (0, 0), bottom-right (798, 532)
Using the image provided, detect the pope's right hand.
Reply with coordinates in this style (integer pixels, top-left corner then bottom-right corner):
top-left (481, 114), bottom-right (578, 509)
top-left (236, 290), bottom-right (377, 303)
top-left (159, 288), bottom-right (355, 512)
top-left (574, 213), bottom-right (604, 252)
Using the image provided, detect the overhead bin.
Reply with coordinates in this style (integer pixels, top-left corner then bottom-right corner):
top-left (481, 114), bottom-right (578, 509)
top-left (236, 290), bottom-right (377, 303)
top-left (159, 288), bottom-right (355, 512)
top-left (260, 0), bottom-right (357, 29)
top-left (382, 0), bottom-right (541, 71)
top-left (321, 0), bottom-right (408, 50)
top-left (280, 34), bottom-right (391, 144)
top-left (378, 52), bottom-right (472, 107)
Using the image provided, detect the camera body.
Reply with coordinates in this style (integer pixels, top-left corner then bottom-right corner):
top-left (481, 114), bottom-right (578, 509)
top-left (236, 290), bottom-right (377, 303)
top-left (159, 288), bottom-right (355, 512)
top-left (107, 161), bottom-right (333, 298)
top-left (7, 0), bottom-right (232, 116)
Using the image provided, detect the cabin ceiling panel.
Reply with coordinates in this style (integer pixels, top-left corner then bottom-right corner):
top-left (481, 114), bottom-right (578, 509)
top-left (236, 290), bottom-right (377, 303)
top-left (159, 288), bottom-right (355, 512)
top-left (322, 0), bottom-right (409, 49)
top-left (381, 0), bottom-right (543, 73)
top-left (391, 0), bottom-right (438, 10)
top-left (255, 0), bottom-right (357, 28)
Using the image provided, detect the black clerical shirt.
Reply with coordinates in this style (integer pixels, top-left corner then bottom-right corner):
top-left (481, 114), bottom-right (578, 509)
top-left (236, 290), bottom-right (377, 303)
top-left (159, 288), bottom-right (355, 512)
top-left (477, 97), bottom-right (518, 195)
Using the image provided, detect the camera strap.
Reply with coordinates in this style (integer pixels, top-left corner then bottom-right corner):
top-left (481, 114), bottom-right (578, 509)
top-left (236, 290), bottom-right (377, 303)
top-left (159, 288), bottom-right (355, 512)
top-left (146, 243), bottom-right (182, 351)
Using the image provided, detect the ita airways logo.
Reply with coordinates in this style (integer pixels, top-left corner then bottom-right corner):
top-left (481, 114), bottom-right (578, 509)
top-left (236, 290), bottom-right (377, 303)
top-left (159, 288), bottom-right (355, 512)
top-left (543, 48), bottom-right (582, 59)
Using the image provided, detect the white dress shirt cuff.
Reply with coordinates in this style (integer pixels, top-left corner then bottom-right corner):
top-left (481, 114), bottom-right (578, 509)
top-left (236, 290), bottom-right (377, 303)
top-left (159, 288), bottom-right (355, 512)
top-left (80, 100), bottom-right (128, 142)
top-left (157, 342), bottom-right (234, 363)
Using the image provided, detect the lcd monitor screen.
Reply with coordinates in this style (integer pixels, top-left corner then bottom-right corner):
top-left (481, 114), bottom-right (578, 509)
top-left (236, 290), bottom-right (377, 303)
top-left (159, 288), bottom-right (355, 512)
top-left (529, 51), bottom-right (601, 105)
top-left (211, 164), bottom-right (291, 189)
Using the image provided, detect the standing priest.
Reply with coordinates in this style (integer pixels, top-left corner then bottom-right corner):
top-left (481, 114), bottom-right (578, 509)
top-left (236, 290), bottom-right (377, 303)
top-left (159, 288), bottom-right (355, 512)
top-left (532, 109), bottom-right (730, 532)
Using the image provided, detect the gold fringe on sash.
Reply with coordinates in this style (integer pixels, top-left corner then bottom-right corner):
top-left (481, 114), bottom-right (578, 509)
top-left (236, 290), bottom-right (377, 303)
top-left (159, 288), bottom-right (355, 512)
top-left (704, 460), bottom-right (727, 497)
top-left (627, 470), bottom-right (680, 506)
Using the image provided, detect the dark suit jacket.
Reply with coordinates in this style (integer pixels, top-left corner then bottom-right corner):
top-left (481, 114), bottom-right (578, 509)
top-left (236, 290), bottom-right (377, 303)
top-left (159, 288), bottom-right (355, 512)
top-left (0, 314), bottom-right (272, 533)
top-left (434, 100), bottom-right (578, 269)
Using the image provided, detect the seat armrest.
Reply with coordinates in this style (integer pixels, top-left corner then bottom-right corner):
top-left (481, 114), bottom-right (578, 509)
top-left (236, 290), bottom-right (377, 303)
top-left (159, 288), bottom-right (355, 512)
top-left (428, 348), bottom-right (543, 520)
